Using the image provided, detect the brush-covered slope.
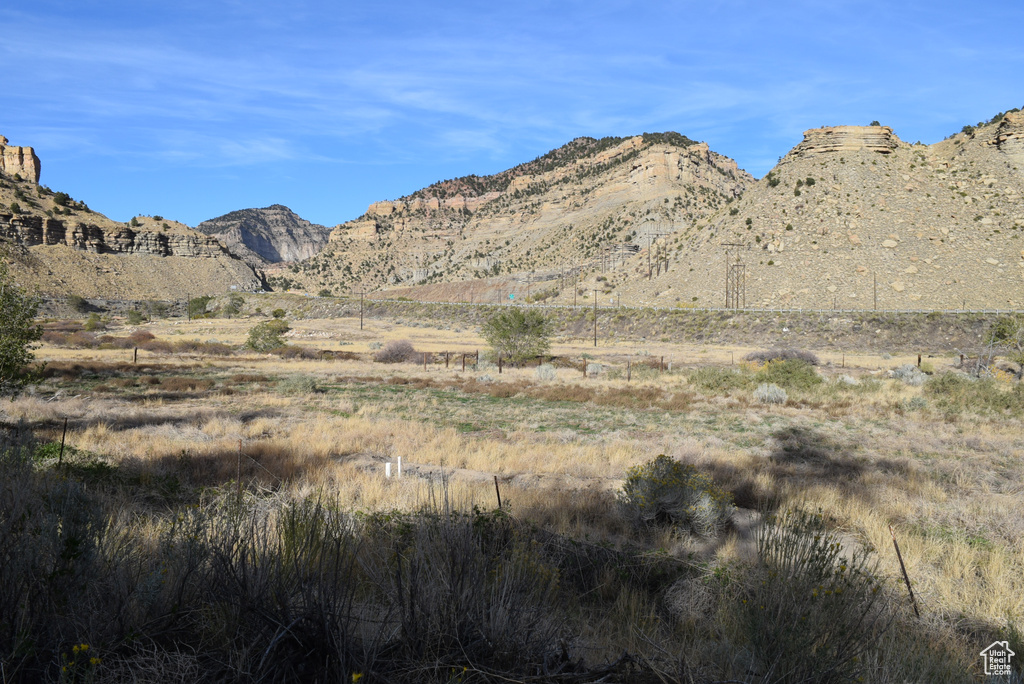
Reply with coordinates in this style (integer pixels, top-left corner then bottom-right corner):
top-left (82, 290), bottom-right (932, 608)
top-left (0, 135), bottom-right (260, 299)
top-left (196, 204), bottom-right (333, 266)
top-left (618, 112), bottom-right (1024, 310)
top-left (277, 133), bottom-right (753, 295)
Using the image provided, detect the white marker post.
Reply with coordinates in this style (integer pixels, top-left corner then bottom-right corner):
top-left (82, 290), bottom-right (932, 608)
top-left (397, 456), bottom-right (402, 478)
top-left (385, 462), bottom-right (392, 478)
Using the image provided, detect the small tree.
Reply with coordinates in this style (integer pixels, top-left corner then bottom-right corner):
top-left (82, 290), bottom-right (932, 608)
top-left (247, 319), bottom-right (290, 352)
top-left (188, 295), bottom-right (213, 319)
top-left (989, 315), bottom-right (1024, 365)
top-left (482, 309), bottom-right (552, 364)
top-left (0, 262), bottom-right (42, 396)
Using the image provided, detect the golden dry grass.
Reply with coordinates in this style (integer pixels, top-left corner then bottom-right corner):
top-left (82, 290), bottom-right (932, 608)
top-left (6, 314), bottom-right (1022, 671)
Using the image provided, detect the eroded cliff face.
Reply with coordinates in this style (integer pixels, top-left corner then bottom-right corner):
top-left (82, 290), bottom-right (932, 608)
top-left (785, 126), bottom-right (907, 159)
top-left (0, 135), bottom-right (41, 184)
top-left (196, 204), bottom-right (333, 265)
top-left (1, 213), bottom-right (233, 257)
top-left (991, 110), bottom-right (1024, 160)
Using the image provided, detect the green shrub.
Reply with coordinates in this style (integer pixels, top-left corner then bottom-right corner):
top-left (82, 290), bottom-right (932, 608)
top-left (754, 359), bottom-right (822, 390)
top-left (188, 295), bottom-right (213, 319)
top-left (272, 308), bottom-right (286, 319)
top-left (83, 313), bottom-right (105, 332)
top-left (618, 454), bottom-right (733, 536)
top-left (924, 372), bottom-right (1024, 416)
top-left (126, 310), bottom-right (147, 325)
top-left (745, 348), bottom-right (819, 365)
top-left (688, 366), bottom-right (753, 392)
top-left (219, 293), bottom-right (244, 318)
top-left (246, 319), bottom-right (290, 352)
top-left (0, 263), bottom-right (42, 396)
top-left (482, 309), bottom-right (552, 364)
top-left (66, 294), bottom-right (89, 313)
top-left (988, 315), bottom-right (1024, 363)
top-left (278, 374), bottom-right (319, 394)
top-left (734, 508), bottom-right (892, 683)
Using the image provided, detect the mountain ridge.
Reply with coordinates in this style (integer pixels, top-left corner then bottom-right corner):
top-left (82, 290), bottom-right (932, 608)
top-left (196, 204), bottom-right (332, 266)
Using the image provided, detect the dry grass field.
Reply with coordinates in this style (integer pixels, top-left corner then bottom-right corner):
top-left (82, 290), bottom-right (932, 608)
top-left (2, 307), bottom-right (1023, 682)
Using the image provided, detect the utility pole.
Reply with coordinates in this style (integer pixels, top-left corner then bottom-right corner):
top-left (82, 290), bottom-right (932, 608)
top-left (573, 261), bottom-right (578, 307)
top-left (873, 275), bottom-right (877, 311)
top-left (593, 289), bottom-right (599, 347)
top-left (647, 232), bottom-right (670, 280)
top-left (354, 290), bottom-right (366, 330)
top-left (186, 293), bottom-right (191, 322)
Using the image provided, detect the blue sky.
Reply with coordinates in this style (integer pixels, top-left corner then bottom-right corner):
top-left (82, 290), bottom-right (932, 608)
top-left (2, 1), bottom-right (1022, 227)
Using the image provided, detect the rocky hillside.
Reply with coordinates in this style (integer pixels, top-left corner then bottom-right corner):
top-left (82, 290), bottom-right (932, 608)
top-left (606, 112), bottom-right (1023, 310)
top-left (196, 204), bottom-right (332, 266)
top-left (0, 136), bottom-right (260, 299)
top-left (279, 133), bottom-right (753, 296)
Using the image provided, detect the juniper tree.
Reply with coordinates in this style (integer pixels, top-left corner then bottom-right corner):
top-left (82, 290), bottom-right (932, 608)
top-left (0, 261), bottom-right (42, 396)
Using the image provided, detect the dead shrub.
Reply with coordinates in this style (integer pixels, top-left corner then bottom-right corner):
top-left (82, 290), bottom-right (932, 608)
top-left (535, 384), bottom-right (597, 403)
top-left (595, 387), bottom-right (662, 408)
top-left (128, 330), bottom-right (156, 345)
top-left (158, 377), bottom-right (214, 392)
top-left (66, 331), bottom-right (99, 348)
top-left (230, 373), bottom-right (271, 384)
top-left (745, 348), bottom-right (820, 366)
top-left (41, 331), bottom-right (70, 346)
top-left (139, 339), bottom-right (174, 353)
top-left (373, 340), bottom-right (417, 363)
top-left (272, 345), bottom-right (321, 360)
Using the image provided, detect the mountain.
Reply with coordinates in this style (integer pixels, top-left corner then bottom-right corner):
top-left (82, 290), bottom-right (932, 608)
top-left (196, 204), bottom-right (333, 267)
top-left (0, 134), bottom-right (260, 300)
top-left (283, 111), bottom-right (1024, 311)
top-left (610, 111), bottom-right (1024, 310)
top-left (280, 133), bottom-right (754, 297)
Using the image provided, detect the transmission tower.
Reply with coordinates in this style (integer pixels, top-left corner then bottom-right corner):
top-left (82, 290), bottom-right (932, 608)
top-left (722, 243), bottom-right (746, 309)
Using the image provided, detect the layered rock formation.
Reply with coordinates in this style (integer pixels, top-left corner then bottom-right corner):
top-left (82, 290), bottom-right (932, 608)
top-left (196, 204), bottom-right (333, 266)
top-left (1, 213), bottom-right (234, 257)
top-left (0, 135), bottom-right (41, 183)
top-left (1, 149), bottom-right (260, 298)
top-left (786, 126), bottom-right (906, 158)
top-left (287, 133), bottom-right (752, 295)
top-left (992, 110), bottom-right (1024, 159)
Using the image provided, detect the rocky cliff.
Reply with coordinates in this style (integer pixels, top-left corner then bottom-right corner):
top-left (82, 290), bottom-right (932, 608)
top-left (1, 157), bottom-right (260, 299)
top-left (282, 133), bottom-right (752, 295)
top-left (196, 204), bottom-right (333, 266)
top-left (0, 135), bottom-right (41, 184)
top-left (1, 213), bottom-right (233, 257)
top-left (786, 125), bottom-right (906, 158)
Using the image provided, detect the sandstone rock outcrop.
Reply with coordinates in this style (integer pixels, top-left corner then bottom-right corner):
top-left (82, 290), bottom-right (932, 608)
top-left (993, 110), bottom-right (1024, 157)
top-left (1, 213), bottom-right (235, 257)
top-left (786, 126), bottom-right (906, 159)
top-left (0, 135), bottom-right (41, 183)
